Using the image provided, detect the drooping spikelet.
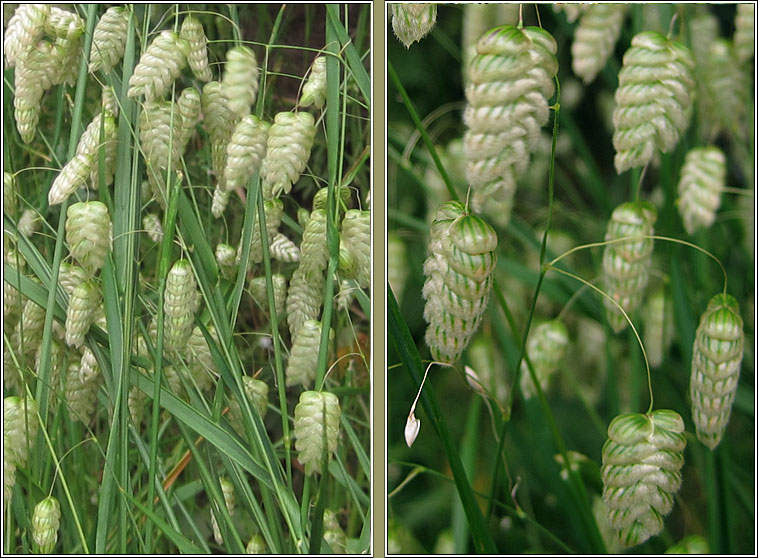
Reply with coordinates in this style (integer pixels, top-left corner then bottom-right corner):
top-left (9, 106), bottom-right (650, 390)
top-left (164, 259), bottom-right (197, 352)
top-left (49, 11), bottom-right (84, 87)
top-left (17, 208), bottom-right (41, 238)
top-left (3, 396), bottom-right (39, 468)
top-left (294, 390), bottom-right (340, 475)
top-left (224, 115), bottom-right (269, 192)
top-left (17, 298), bottom-right (46, 358)
top-left (4, 171), bottom-right (16, 218)
top-left (571, 4), bottom-right (627, 84)
top-left (601, 409), bottom-right (686, 546)
top-left (58, 263), bottom-right (88, 295)
top-left (323, 509), bottom-right (347, 553)
top-left (202, 81), bottom-right (238, 193)
top-left (180, 15), bottom-right (212, 81)
top-left (227, 377), bottom-right (269, 435)
top-left (464, 25), bottom-right (558, 226)
top-left (286, 320), bottom-right (333, 387)
top-left (552, 3), bottom-right (588, 24)
top-left (210, 477), bottom-right (235, 545)
top-left (221, 46), bottom-right (260, 119)
top-left (237, 199), bottom-right (284, 265)
top-left (215, 243), bottom-right (237, 278)
top-left (32, 496), bottom-right (61, 553)
top-left (142, 212), bottom-right (164, 243)
top-left (65, 201), bottom-right (112, 275)
top-left (249, 274), bottom-right (287, 317)
top-left (186, 325), bottom-right (216, 392)
top-left (211, 187), bottom-right (230, 218)
top-left (89, 6), bottom-right (129, 73)
top-left (642, 287), bottom-right (674, 368)
top-left (128, 30), bottom-right (190, 101)
top-left (734, 4), bottom-right (755, 64)
top-left (4, 4), bottom-right (50, 68)
top-left (13, 39), bottom-right (58, 143)
top-left (48, 153), bottom-right (91, 205)
top-left (76, 112), bottom-right (118, 189)
top-left (676, 146), bottom-right (726, 235)
top-left (269, 233), bottom-right (300, 262)
top-left (423, 201), bottom-right (497, 363)
top-left (261, 111), bottom-right (316, 199)
top-left (690, 293), bottom-right (744, 449)
top-left (295, 208), bottom-right (328, 273)
top-left (390, 4), bottom-right (437, 48)
top-left (519, 319), bottom-right (569, 399)
top-left (699, 39), bottom-right (748, 137)
top-left (339, 209), bottom-right (370, 289)
top-left (601, 201), bottom-right (656, 333)
top-left (65, 359), bottom-right (101, 423)
top-left (65, 280), bottom-right (101, 347)
top-left (612, 32), bottom-right (695, 173)
top-left (245, 534), bottom-right (267, 554)
top-left (140, 100), bottom-right (184, 203)
top-left (176, 87), bottom-right (202, 154)
top-left (300, 55), bottom-right (327, 108)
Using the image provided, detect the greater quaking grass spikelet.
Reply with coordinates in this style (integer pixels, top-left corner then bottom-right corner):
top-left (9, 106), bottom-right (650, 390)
top-left (180, 14), bottom-right (212, 81)
top-left (32, 496), bottom-right (61, 554)
top-left (89, 6), bottom-right (129, 73)
top-left (390, 3), bottom-right (437, 48)
top-left (261, 111), bottom-right (316, 199)
top-left (294, 390), bottom-right (340, 475)
top-left (519, 319), bottom-right (569, 399)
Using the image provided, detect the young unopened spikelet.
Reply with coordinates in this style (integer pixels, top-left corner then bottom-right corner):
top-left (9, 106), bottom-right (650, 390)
top-left (423, 201), bottom-right (497, 363)
top-left (734, 4), bottom-right (755, 64)
top-left (48, 153), bottom-right (91, 205)
top-left (519, 319), bottom-right (569, 399)
top-left (690, 293), bottom-right (744, 449)
top-left (245, 534), bottom-right (267, 554)
top-left (571, 4), bottom-right (627, 84)
top-left (261, 111), bottom-right (316, 198)
top-left (339, 209), bottom-right (370, 289)
top-left (4, 4), bottom-right (50, 68)
top-left (227, 376), bottom-right (269, 435)
top-left (269, 233), bottom-right (300, 262)
top-left (249, 274), bottom-right (287, 317)
top-left (390, 4), bottom-right (437, 48)
top-left (142, 212), bottom-right (164, 243)
top-left (221, 46), bottom-right (260, 118)
top-left (323, 509), bottom-right (347, 553)
top-left (601, 201), bottom-right (656, 333)
top-left (65, 280), bottom-right (100, 347)
top-left (32, 496), bottom-right (61, 553)
top-left (642, 287), bottom-right (674, 368)
top-left (677, 146), bottom-right (726, 235)
top-left (294, 390), bottom-right (341, 475)
top-left (464, 25), bottom-right (558, 226)
top-left (286, 320), bottom-right (333, 387)
top-left (89, 6), bottom-right (129, 73)
top-left (128, 30), bottom-right (190, 101)
top-left (665, 535), bottom-right (710, 554)
top-left (210, 477), bottom-right (235, 544)
top-left (180, 15), bottom-right (212, 81)
top-left (601, 409), bottom-right (686, 546)
top-left (215, 243), bottom-right (237, 278)
top-left (176, 87), bottom-right (202, 154)
top-left (224, 115), bottom-right (269, 192)
top-left (164, 259), bottom-right (197, 352)
top-left (300, 55), bottom-right (327, 108)
top-left (65, 201), bottom-right (112, 274)
top-left (613, 32), bottom-right (695, 173)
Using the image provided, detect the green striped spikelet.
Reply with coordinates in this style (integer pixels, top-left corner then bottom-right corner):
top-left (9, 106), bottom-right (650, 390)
top-left (65, 201), bottom-right (112, 274)
top-left (423, 201), bottom-right (497, 363)
top-left (312, 185), bottom-right (351, 212)
top-left (339, 209), bottom-right (370, 289)
top-left (4, 4), bottom-right (50, 68)
top-left (143, 212), bottom-right (164, 243)
top-left (224, 115), bottom-right (269, 192)
top-left (677, 146), bottom-right (726, 235)
top-left (464, 25), bottom-right (558, 226)
top-left (269, 233), bottom-right (300, 262)
top-left (572, 4), bottom-right (627, 84)
top-left (601, 201), bottom-right (656, 333)
top-left (48, 153), bottom-right (91, 205)
top-left (176, 87), bottom-right (202, 154)
top-left (65, 279), bottom-right (100, 347)
top-left (65, 359), bottom-right (101, 423)
top-left (390, 3), bottom-right (437, 48)
top-left (245, 534), bottom-right (266, 554)
top-left (215, 243), bottom-right (237, 278)
top-left (665, 535), bottom-right (710, 554)
top-left (249, 274), bottom-right (287, 317)
top-left (128, 30), bottom-right (190, 101)
top-left (32, 496), bottom-right (61, 554)
top-left (261, 111), bottom-right (316, 198)
top-left (735, 4), bottom-right (755, 64)
top-left (180, 15), bottom-right (212, 81)
top-left (300, 55), bottom-right (327, 108)
top-left (238, 199), bottom-right (284, 265)
top-left (202, 81), bottom-right (238, 193)
top-left (13, 39), bottom-right (58, 143)
top-left (642, 287), bottom-right (674, 368)
top-left (164, 259), bottom-right (197, 352)
top-left (601, 409), bottom-right (686, 546)
top-left (294, 390), bottom-right (340, 475)
top-left (210, 477), bottom-right (235, 544)
top-left (700, 39), bottom-right (747, 137)
top-left (613, 32), bottom-right (695, 173)
top-left (89, 6), bottom-right (129, 73)
top-left (4, 396), bottom-right (39, 468)
top-left (323, 509), bottom-right (347, 553)
top-left (286, 320), bottom-right (333, 387)
top-left (690, 293), bottom-right (744, 449)
top-left (76, 112), bottom-right (118, 189)
top-left (519, 319), bottom-right (569, 399)
top-left (227, 376), bottom-right (269, 435)
top-left (221, 46), bottom-right (260, 118)
top-left (186, 325), bottom-right (216, 392)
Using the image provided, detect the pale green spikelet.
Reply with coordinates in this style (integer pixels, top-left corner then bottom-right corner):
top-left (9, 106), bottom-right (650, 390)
top-left (552, 3), bottom-right (588, 23)
top-left (391, 3), bottom-right (437, 48)
top-left (4, 443), bottom-right (16, 507)
top-left (164, 259), bottom-right (197, 352)
top-left (187, 325), bottom-right (216, 392)
top-left (4, 171), bottom-right (16, 218)
top-left (335, 278), bottom-right (356, 311)
top-left (734, 4), bottom-right (755, 64)
top-left (601, 409), bottom-right (686, 546)
top-left (18, 298), bottom-right (45, 357)
top-left (65, 280), bottom-right (101, 348)
top-left (13, 39), bottom-right (58, 143)
top-left (46, 7), bottom-right (84, 87)
top-left (48, 153), bottom-right (91, 205)
top-left (32, 496), bottom-right (61, 553)
top-left (227, 376), bottom-right (269, 435)
top-left (300, 55), bottom-right (327, 108)
top-left (665, 535), bottom-right (710, 554)
top-left (64, 360), bottom-right (100, 424)
top-left (294, 390), bottom-right (340, 475)
top-left (295, 208), bottom-right (327, 273)
top-left (467, 333), bottom-right (509, 408)
top-left (613, 32), bottom-right (695, 173)
top-left (601, 201), bottom-right (656, 333)
top-left (128, 383), bottom-right (147, 425)
top-left (690, 293), bottom-right (744, 449)
top-left (261, 111), bottom-right (316, 198)
top-left (700, 39), bottom-right (748, 137)
top-left (89, 6), bottom-right (129, 73)
top-left (221, 46), bottom-right (260, 119)
top-left (76, 112), bottom-right (118, 189)
top-left (128, 30), bottom-right (190, 101)
top-left (4, 396), bottom-right (39, 468)
top-left (519, 319), bottom-right (569, 399)
top-left (592, 495), bottom-right (622, 554)
top-left (339, 209), bottom-right (370, 289)
top-left (210, 477), bottom-right (235, 545)
top-left (215, 243), bottom-right (237, 278)
top-left (237, 199), bottom-right (283, 265)
top-left (17, 208), bottom-right (41, 238)
top-left (677, 146), bottom-right (726, 235)
top-left (224, 115), bottom-right (269, 192)
top-left (642, 287), bottom-right (674, 368)
top-left (180, 15), bottom-right (212, 81)
top-left (286, 320), bottom-right (333, 388)
top-left (176, 87), bottom-right (202, 153)
top-left (245, 534), bottom-right (266, 554)
top-left (312, 185), bottom-right (351, 212)
top-left (65, 201), bottom-right (112, 274)
top-left (464, 25), bottom-right (558, 226)
top-left (211, 186), bottom-right (230, 218)
top-left (140, 99), bottom-right (184, 203)
top-left (423, 201), bottom-right (498, 363)
top-left (572, 4), bottom-right (627, 84)
top-left (269, 233), bottom-right (300, 262)
top-left (202, 81), bottom-right (238, 192)
top-left (323, 509), bottom-right (347, 553)
top-left (58, 263), bottom-right (88, 295)
top-left (249, 274), bottom-right (287, 317)
top-left (4, 4), bottom-right (50, 68)
top-left (142, 212), bottom-right (164, 243)
top-left (4, 248), bottom-right (25, 329)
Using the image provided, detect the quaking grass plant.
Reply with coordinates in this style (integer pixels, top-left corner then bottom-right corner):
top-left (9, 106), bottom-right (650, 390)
top-left (3, 4), bottom-right (370, 554)
top-left (388, 3), bottom-right (753, 554)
